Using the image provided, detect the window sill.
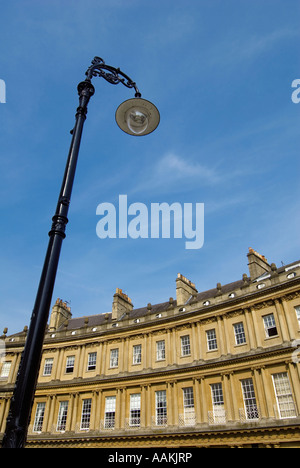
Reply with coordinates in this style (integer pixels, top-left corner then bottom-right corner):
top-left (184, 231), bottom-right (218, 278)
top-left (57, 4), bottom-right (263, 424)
top-left (264, 334), bottom-right (279, 340)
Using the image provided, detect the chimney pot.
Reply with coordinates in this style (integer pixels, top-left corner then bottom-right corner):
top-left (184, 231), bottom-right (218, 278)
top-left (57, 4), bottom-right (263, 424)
top-left (176, 273), bottom-right (198, 306)
top-left (247, 248), bottom-right (271, 280)
top-left (112, 288), bottom-right (133, 320)
top-left (49, 298), bottom-right (72, 331)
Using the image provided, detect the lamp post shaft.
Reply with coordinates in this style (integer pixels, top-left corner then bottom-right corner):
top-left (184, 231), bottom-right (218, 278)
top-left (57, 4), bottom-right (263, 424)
top-left (1, 56), bottom-right (153, 448)
top-left (2, 80), bottom-right (95, 448)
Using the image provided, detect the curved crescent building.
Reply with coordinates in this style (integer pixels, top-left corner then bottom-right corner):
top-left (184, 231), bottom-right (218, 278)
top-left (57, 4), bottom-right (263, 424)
top-left (1, 249), bottom-right (300, 448)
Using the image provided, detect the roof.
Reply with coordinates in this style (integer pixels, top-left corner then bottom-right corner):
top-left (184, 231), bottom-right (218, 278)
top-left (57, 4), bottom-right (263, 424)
top-left (57, 259), bottom-right (300, 332)
top-left (5, 258), bottom-right (300, 337)
top-left (57, 278), bottom-right (248, 332)
top-left (57, 300), bottom-right (174, 331)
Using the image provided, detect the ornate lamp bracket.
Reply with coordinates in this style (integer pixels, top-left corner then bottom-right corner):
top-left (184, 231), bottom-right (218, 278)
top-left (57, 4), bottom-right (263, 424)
top-left (85, 56), bottom-right (141, 97)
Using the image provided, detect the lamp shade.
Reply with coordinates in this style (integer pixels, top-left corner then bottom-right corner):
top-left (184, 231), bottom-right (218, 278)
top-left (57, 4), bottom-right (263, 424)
top-left (115, 97), bottom-right (160, 136)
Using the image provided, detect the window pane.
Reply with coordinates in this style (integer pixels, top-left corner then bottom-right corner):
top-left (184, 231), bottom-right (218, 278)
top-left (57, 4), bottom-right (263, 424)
top-left (43, 358), bottom-right (54, 376)
top-left (295, 306), bottom-right (300, 327)
top-left (65, 355), bottom-right (75, 373)
top-left (181, 335), bottom-right (191, 356)
top-left (57, 401), bottom-right (68, 431)
top-left (183, 387), bottom-right (194, 408)
top-left (241, 379), bottom-right (259, 420)
top-left (0, 361), bottom-right (11, 378)
top-left (110, 349), bottom-right (119, 368)
top-left (211, 383), bottom-right (224, 406)
top-left (87, 352), bottom-right (97, 371)
top-left (210, 383), bottom-right (225, 424)
top-left (273, 373), bottom-right (296, 419)
top-left (263, 314), bottom-right (278, 338)
top-left (130, 394), bottom-right (141, 426)
top-left (33, 402), bottom-right (46, 432)
top-left (206, 329), bottom-right (217, 350)
top-left (156, 340), bottom-right (165, 360)
top-left (234, 322), bottom-right (246, 345)
top-left (105, 396), bottom-right (116, 429)
top-left (133, 345), bottom-right (142, 364)
top-left (156, 390), bottom-right (167, 425)
top-left (80, 399), bottom-right (92, 429)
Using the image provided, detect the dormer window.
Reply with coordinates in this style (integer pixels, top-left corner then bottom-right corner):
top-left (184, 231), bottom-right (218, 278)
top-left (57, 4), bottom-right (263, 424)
top-left (287, 272), bottom-right (296, 279)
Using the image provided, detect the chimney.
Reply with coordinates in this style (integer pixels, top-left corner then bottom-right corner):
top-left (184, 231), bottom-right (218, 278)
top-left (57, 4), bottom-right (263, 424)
top-left (176, 273), bottom-right (198, 306)
top-left (247, 248), bottom-right (271, 280)
top-left (112, 288), bottom-right (133, 320)
top-left (49, 299), bottom-right (72, 331)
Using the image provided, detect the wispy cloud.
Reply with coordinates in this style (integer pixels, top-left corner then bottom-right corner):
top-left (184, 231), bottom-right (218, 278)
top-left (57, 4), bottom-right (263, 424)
top-left (156, 153), bottom-right (220, 183)
top-left (240, 29), bottom-right (299, 60)
top-left (208, 28), bottom-right (299, 68)
top-left (129, 152), bottom-right (221, 197)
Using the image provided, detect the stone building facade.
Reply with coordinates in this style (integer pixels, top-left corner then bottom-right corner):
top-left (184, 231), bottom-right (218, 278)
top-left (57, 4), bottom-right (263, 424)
top-left (0, 249), bottom-right (300, 448)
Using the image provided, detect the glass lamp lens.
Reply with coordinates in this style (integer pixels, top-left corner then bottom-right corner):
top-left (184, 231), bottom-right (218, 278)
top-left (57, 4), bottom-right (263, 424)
top-left (116, 97), bottom-right (159, 136)
top-left (126, 108), bottom-right (149, 135)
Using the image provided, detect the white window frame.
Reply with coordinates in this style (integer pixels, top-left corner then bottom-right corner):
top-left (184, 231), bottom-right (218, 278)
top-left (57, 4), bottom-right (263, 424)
top-left (210, 383), bottom-right (225, 423)
top-left (272, 373), bottom-right (297, 419)
top-left (183, 387), bottom-right (195, 425)
top-left (241, 378), bottom-right (259, 420)
top-left (155, 390), bottom-right (167, 426)
top-left (0, 361), bottom-right (11, 378)
top-left (33, 402), bottom-right (46, 432)
top-left (233, 322), bottom-right (246, 345)
top-left (133, 344), bottom-right (142, 365)
top-left (43, 358), bottom-right (54, 376)
top-left (110, 348), bottom-right (119, 368)
top-left (181, 335), bottom-right (191, 356)
top-left (263, 314), bottom-right (278, 338)
top-left (87, 352), bottom-right (97, 371)
top-left (129, 393), bottom-right (141, 427)
top-left (104, 396), bottom-right (116, 429)
top-left (295, 306), bottom-right (300, 328)
top-left (206, 329), bottom-right (218, 350)
top-left (56, 401), bottom-right (68, 431)
top-left (65, 355), bottom-right (75, 374)
top-left (156, 340), bottom-right (165, 361)
top-left (80, 398), bottom-right (92, 430)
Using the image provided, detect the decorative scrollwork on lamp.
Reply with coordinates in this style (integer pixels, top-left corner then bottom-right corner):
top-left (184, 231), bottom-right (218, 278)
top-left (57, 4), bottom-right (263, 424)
top-left (85, 56), bottom-right (141, 96)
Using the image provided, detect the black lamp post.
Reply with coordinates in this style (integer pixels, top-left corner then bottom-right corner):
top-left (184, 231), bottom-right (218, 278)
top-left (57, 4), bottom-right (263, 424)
top-left (2, 57), bottom-right (159, 448)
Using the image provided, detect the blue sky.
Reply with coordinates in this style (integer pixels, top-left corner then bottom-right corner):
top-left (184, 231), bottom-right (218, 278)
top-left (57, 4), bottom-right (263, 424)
top-left (0, 0), bottom-right (299, 334)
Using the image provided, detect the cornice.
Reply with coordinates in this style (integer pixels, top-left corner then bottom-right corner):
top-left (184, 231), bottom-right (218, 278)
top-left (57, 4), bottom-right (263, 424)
top-left (4, 277), bottom-right (300, 351)
top-left (24, 418), bottom-right (300, 447)
top-left (43, 278), bottom-right (300, 345)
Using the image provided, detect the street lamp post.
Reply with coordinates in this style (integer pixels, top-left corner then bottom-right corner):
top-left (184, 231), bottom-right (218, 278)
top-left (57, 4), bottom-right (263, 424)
top-left (2, 57), bottom-right (159, 448)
